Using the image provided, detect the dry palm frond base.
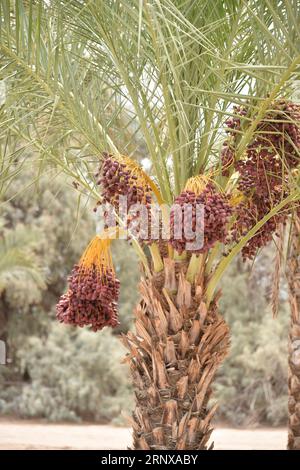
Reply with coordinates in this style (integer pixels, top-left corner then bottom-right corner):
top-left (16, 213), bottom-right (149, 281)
top-left (121, 259), bottom-right (229, 450)
top-left (271, 225), bottom-right (285, 318)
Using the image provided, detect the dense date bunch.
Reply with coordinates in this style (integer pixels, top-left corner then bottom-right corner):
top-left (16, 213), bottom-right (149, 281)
top-left (256, 100), bottom-right (300, 168)
top-left (235, 100), bottom-right (300, 194)
top-left (169, 183), bottom-right (232, 254)
top-left (56, 264), bottom-right (120, 331)
top-left (221, 100), bottom-right (300, 177)
top-left (96, 153), bottom-right (155, 242)
top-left (235, 146), bottom-right (287, 197)
top-left (96, 153), bottom-right (152, 208)
top-left (232, 190), bottom-right (289, 261)
top-left (56, 236), bottom-right (120, 331)
top-left (226, 100), bottom-right (300, 260)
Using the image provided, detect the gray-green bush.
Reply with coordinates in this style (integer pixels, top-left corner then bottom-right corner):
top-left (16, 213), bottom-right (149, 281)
top-left (1, 323), bottom-right (133, 423)
top-left (216, 256), bottom-right (289, 426)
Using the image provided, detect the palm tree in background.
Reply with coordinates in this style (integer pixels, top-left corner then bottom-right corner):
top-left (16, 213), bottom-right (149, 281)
top-left (1, 0), bottom-right (300, 449)
top-left (0, 222), bottom-right (46, 341)
top-left (286, 216), bottom-right (300, 450)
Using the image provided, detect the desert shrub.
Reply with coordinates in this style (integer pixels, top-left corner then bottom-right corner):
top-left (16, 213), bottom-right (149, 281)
top-left (0, 322), bottom-right (133, 423)
top-left (216, 254), bottom-right (289, 427)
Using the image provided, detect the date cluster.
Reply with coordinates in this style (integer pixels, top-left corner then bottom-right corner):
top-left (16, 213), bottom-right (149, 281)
top-left (222, 100), bottom-right (300, 260)
top-left (96, 153), bottom-right (156, 243)
top-left (97, 153), bottom-right (152, 208)
top-left (56, 264), bottom-right (120, 331)
top-left (169, 184), bottom-right (232, 254)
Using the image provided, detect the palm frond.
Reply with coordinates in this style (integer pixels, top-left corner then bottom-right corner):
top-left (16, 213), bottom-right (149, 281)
top-left (1, 0), bottom-right (300, 202)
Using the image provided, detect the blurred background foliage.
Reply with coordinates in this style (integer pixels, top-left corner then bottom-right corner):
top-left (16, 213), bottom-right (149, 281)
top-left (216, 257), bottom-right (289, 426)
top-left (0, 161), bottom-right (290, 426)
top-left (0, 164), bottom-right (137, 423)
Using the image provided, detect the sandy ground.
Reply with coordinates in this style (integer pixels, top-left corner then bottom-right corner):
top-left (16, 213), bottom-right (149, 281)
top-left (0, 420), bottom-right (287, 450)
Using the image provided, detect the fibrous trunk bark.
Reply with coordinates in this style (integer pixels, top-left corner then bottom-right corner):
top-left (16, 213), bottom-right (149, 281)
top-left (121, 257), bottom-right (230, 450)
top-left (287, 216), bottom-right (300, 450)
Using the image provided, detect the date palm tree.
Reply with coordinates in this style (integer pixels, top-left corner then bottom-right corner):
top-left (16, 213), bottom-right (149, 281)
top-left (286, 216), bottom-right (300, 450)
top-left (1, 0), bottom-right (300, 449)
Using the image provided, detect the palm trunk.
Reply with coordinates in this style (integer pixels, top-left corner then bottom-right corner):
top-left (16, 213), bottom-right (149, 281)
top-left (287, 216), bottom-right (300, 450)
top-left (0, 300), bottom-right (8, 343)
top-left (121, 257), bottom-right (230, 450)
top-left (0, 301), bottom-right (8, 365)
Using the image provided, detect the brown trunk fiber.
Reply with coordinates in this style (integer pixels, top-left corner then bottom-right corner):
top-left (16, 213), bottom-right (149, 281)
top-left (121, 258), bottom-right (230, 450)
top-left (287, 217), bottom-right (300, 450)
